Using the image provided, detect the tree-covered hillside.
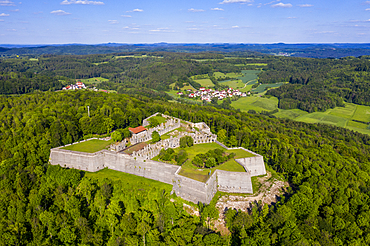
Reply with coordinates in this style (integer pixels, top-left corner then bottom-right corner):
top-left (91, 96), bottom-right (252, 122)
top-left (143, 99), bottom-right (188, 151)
top-left (1, 90), bottom-right (370, 245)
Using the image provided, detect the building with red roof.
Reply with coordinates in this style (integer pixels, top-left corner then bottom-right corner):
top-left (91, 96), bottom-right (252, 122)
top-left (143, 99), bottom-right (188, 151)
top-left (129, 126), bottom-right (147, 135)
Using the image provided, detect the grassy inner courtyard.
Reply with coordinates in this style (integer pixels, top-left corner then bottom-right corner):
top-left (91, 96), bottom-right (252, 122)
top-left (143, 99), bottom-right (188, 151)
top-left (152, 142), bottom-right (255, 183)
top-left (61, 139), bottom-right (114, 153)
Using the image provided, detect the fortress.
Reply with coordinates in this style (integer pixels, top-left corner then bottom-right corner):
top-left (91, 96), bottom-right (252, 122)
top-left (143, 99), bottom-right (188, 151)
top-left (49, 113), bottom-right (266, 204)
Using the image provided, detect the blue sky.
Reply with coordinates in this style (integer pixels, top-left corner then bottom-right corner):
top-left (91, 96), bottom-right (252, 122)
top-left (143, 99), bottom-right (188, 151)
top-left (1, 0), bottom-right (370, 44)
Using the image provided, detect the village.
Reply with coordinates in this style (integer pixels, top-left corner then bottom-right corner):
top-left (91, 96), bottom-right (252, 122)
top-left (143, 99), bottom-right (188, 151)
top-left (62, 81), bottom-right (87, 90)
top-left (177, 87), bottom-right (248, 102)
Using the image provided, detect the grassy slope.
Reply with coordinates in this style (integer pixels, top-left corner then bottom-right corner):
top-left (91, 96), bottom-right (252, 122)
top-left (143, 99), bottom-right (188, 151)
top-left (61, 139), bottom-right (114, 153)
top-left (273, 103), bottom-right (370, 135)
top-left (78, 77), bottom-right (109, 84)
top-left (231, 96), bottom-right (279, 112)
top-left (84, 168), bottom-right (172, 191)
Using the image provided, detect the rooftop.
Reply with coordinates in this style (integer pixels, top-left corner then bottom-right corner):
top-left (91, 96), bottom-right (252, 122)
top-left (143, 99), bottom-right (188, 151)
top-left (129, 126), bottom-right (147, 134)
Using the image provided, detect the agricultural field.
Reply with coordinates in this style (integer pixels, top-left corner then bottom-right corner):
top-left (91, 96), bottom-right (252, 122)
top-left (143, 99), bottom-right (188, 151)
top-left (78, 77), bottom-right (109, 84)
top-left (273, 103), bottom-right (370, 135)
top-left (252, 82), bottom-right (285, 93)
top-left (61, 139), bottom-right (114, 153)
top-left (214, 72), bottom-right (241, 79)
top-left (231, 96), bottom-right (279, 112)
top-left (238, 70), bottom-right (261, 84)
top-left (219, 79), bottom-right (245, 89)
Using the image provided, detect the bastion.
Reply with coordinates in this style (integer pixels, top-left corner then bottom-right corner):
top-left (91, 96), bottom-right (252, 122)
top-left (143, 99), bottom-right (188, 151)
top-left (49, 113), bottom-right (266, 204)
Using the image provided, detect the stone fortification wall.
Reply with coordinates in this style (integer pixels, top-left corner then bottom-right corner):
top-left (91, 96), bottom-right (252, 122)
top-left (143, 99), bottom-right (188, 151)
top-left (50, 148), bottom-right (180, 185)
top-left (131, 130), bottom-right (217, 160)
top-left (231, 147), bottom-right (266, 176)
top-left (172, 169), bottom-right (218, 204)
top-left (216, 170), bottom-right (253, 193)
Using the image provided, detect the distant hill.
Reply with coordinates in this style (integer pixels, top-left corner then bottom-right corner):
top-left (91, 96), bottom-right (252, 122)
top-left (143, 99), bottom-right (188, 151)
top-left (1, 43), bottom-right (370, 58)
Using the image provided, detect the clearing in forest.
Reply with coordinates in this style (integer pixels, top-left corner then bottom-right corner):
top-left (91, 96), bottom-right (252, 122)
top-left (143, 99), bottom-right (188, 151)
top-left (231, 96), bottom-right (279, 112)
top-left (61, 139), bottom-right (114, 153)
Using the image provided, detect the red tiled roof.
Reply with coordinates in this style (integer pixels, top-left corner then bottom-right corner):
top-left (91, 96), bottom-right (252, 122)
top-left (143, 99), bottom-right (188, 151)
top-left (129, 126), bottom-right (147, 134)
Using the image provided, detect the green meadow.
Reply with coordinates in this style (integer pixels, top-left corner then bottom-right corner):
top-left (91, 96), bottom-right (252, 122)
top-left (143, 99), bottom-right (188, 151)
top-left (78, 77), bottom-right (109, 84)
top-left (61, 139), bottom-right (114, 153)
top-left (273, 103), bottom-right (370, 135)
top-left (252, 82), bottom-right (286, 93)
top-left (231, 96), bottom-right (279, 112)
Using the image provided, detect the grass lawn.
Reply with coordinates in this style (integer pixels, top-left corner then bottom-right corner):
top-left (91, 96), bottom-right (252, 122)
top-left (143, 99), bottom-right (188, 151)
top-left (252, 82), bottom-right (285, 94)
top-left (153, 143), bottom-right (255, 183)
top-left (149, 115), bottom-right (167, 125)
top-left (61, 139), bottom-right (114, 153)
top-left (231, 96), bottom-right (279, 112)
top-left (84, 168), bottom-right (172, 191)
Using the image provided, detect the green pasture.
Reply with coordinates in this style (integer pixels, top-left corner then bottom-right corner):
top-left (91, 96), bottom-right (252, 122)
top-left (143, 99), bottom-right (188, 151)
top-left (238, 70), bottom-right (261, 84)
top-left (61, 139), bottom-right (114, 153)
top-left (353, 105), bottom-right (370, 122)
top-left (29, 58), bottom-right (38, 61)
top-left (219, 79), bottom-right (245, 89)
top-left (273, 109), bottom-right (308, 120)
top-left (252, 82), bottom-right (285, 94)
top-left (194, 78), bottom-right (214, 87)
top-left (84, 168), bottom-right (172, 191)
top-left (231, 96), bottom-right (279, 112)
top-left (272, 103), bottom-right (370, 136)
top-left (78, 77), bottom-right (109, 84)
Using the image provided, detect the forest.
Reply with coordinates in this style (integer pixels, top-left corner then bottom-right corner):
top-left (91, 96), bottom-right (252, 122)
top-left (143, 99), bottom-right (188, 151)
top-left (1, 89), bottom-right (370, 245)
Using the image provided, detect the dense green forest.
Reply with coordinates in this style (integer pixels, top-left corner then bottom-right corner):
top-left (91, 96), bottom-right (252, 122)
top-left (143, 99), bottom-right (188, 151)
top-left (1, 90), bottom-right (370, 245)
top-left (261, 56), bottom-right (370, 112)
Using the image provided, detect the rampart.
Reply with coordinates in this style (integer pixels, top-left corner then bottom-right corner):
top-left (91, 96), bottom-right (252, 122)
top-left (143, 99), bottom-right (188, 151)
top-left (49, 114), bottom-right (266, 204)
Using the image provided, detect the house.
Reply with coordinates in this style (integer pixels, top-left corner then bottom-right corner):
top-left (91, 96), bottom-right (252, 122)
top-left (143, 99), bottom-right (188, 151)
top-left (129, 126), bottom-right (147, 136)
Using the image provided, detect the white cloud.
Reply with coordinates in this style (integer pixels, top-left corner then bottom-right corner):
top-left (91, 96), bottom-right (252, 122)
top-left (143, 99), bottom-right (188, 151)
top-left (149, 27), bottom-right (173, 32)
top-left (271, 2), bottom-right (292, 8)
top-left (219, 0), bottom-right (252, 4)
top-left (122, 15), bottom-right (131, 17)
top-left (287, 16), bottom-right (297, 19)
top-left (0, 0), bottom-right (15, 6)
top-left (133, 9), bottom-right (143, 12)
top-left (211, 7), bottom-right (224, 10)
top-left (188, 8), bottom-right (205, 12)
top-left (50, 10), bottom-right (71, 15)
top-left (61, 0), bottom-right (104, 5)
top-left (366, 8), bottom-right (370, 10)
top-left (232, 25), bottom-right (239, 28)
top-left (10, 9), bottom-right (19, 12)
top-left (299, 4), bottom-right (313, 7)
top-left (108, 20), bottom-right (118, 24)
top-left (0, 13), bottom-right (10, 16)
top-left (365, 1), bottom-right (370, 4)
